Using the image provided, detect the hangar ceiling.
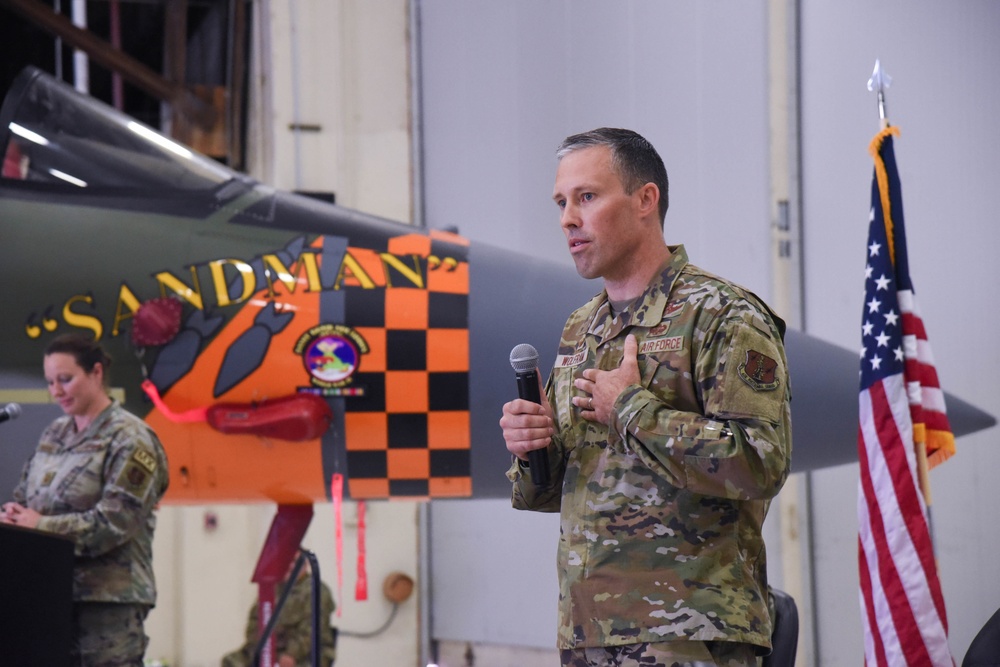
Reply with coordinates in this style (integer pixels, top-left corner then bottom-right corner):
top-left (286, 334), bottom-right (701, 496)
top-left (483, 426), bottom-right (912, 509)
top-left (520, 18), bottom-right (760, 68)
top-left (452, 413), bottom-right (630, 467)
top-left (0, 0), bottom-right (250, 168)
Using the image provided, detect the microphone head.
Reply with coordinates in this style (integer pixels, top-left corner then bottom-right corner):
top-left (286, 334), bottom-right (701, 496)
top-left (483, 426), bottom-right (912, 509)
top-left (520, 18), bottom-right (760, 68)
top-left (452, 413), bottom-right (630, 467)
top-left (509, 343), bottom-right (539, 373)
top-left (4, 402), bottom-right (22, 420)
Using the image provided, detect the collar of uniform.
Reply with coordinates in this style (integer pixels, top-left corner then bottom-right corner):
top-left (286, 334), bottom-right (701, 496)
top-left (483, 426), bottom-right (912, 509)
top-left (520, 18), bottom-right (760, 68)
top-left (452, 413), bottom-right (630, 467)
top-left (585, 244), bottom-right (689, 337)
top-left (79, 400), bottom-right (120, 437)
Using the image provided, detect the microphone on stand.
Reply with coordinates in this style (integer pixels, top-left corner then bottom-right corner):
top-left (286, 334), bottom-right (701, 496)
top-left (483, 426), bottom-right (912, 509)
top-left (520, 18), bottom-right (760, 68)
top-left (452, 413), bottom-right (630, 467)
top-left (0, 403), bottom-right (22, 424)
top-left (509, 344), bottom-right (550, 486)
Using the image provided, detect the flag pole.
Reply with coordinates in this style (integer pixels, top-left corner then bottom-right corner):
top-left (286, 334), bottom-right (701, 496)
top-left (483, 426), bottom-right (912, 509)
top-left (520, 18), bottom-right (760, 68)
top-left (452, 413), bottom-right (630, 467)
top-left (867, 60), bottom-right (933, 507)
top-left (859, 62), bottom-right (955, 664)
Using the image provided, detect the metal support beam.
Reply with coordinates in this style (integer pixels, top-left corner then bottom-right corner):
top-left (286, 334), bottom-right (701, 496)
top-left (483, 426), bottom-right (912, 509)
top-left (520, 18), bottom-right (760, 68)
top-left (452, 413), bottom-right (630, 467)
top-left (768, 1), bottom-right (817, 665)
top-left (0, 0), bottom-right (216, 131)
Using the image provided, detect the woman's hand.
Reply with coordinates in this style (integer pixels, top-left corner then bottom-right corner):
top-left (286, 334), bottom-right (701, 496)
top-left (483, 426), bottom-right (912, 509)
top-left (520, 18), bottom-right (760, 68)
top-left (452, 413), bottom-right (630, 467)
top-left (0, 502), bottom-right (41, 528)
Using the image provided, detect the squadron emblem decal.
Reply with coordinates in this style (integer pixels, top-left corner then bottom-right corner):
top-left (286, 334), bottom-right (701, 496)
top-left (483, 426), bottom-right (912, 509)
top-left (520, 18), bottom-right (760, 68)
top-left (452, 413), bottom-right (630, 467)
top-left (295, 324), bottom-right (369, 395)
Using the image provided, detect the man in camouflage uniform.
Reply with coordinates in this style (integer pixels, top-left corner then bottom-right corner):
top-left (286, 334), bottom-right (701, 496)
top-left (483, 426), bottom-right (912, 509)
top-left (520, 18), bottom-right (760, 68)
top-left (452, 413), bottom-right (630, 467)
top-left (221, 564), bottom-right (337, 667)
top-left (500, 128), bottom-right (791, 666)
top-left (1, 334), bottom-right (170, 666)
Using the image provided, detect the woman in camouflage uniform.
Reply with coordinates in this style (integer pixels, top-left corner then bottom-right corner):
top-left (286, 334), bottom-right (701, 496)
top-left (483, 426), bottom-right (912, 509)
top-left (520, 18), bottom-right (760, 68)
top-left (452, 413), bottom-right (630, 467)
top-left (1, 333), bottom-right (169, 666)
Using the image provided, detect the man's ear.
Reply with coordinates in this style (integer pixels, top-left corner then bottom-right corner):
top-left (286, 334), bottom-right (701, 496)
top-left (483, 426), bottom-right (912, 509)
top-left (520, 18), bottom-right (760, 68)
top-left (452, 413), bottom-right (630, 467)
top-left (636, 182), bottom-right (660, 219)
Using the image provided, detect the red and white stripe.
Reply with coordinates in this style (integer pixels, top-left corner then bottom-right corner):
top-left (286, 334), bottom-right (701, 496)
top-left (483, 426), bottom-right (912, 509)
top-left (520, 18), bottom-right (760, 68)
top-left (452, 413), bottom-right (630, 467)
top-left (899, 289), bottom-right (955, 462)
top-left (858, 375), bottom-right (953, 666)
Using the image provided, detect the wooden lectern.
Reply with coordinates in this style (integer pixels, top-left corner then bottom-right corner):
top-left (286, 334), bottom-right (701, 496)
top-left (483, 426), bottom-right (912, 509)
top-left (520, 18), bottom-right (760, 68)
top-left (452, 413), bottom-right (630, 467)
top-left (0, 522), bottom-right (74, 665)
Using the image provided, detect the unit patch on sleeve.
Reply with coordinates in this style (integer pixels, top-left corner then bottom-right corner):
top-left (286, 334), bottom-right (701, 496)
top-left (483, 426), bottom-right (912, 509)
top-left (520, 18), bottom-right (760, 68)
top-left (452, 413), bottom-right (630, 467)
top-left (116, 449), bottom-right (158, 495)
top-left (131, 449), bottom-right (158, 474)
top-left (737, 349), bottom-right (780, 391)
top-left (708, 324), bottom-right (786, 423)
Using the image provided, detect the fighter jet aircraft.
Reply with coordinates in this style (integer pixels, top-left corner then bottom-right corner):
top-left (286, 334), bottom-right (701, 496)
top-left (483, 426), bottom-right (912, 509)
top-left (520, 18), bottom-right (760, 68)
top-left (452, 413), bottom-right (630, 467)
top-left (1, 66), bottom-right (994, 507)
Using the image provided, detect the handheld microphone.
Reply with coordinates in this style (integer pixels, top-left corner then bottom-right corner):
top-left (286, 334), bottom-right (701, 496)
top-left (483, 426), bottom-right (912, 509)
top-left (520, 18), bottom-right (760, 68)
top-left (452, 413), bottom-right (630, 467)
top-left (0, 402), bottom-right (22, 424)
top-left (509, 344), bottom-right (550, 486)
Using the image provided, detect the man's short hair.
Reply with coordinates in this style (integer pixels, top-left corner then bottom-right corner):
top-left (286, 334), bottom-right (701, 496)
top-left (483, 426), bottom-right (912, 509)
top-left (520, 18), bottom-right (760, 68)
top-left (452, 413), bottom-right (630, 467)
top-left (556, 128), bottom-right (669, 226)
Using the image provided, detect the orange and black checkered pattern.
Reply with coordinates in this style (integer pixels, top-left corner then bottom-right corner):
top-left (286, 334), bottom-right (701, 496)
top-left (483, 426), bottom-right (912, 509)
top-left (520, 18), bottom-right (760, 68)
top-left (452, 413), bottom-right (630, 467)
top-left (342, 230), bottom-right (471, 499)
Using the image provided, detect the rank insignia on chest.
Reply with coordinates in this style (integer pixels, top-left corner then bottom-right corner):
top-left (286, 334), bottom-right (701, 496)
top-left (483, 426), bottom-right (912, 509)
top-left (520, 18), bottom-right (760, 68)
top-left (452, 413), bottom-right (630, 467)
top-left (41, 471), bottom-right (56, 487)
top-left (663, 301), bottom-right (685, 318)
top-left (738, 349), bottom-right (780, 391)
top-left (648, 323), bottom-right (670, 336)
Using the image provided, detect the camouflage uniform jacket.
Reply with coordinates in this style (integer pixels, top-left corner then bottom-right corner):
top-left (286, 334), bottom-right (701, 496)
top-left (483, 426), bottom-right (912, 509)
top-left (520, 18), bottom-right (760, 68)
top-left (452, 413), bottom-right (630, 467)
top-left (225, 574), bottom-right (337, 667)
top-left (508, 245), bottom-right (792, 650)
top-left (12, 401), bottom-right (169, 604)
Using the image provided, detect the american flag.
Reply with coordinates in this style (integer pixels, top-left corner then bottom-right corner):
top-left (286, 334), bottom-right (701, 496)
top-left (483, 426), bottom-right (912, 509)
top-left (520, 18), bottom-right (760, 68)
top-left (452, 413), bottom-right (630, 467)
top-left (857, 127), bottom-right (955, 666)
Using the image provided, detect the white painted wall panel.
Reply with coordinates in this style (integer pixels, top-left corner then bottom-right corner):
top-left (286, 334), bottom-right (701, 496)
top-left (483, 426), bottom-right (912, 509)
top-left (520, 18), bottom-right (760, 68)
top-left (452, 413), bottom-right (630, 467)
top-left (800, 1), bottom-right (1000, 664)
